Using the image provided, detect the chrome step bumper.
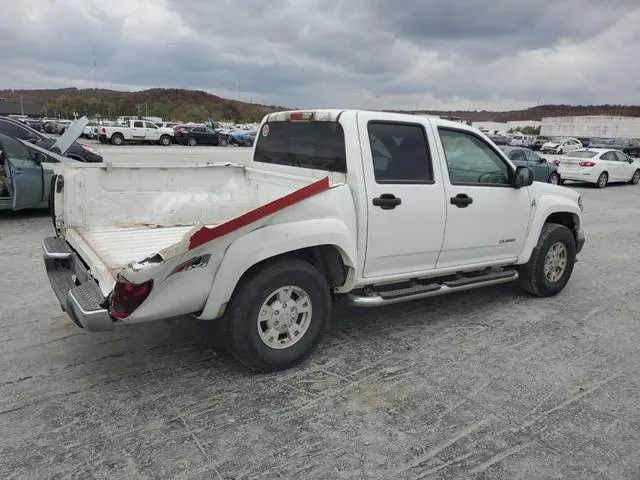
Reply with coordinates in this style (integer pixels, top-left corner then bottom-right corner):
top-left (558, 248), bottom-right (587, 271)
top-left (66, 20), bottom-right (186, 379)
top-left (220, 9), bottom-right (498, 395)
top-left (42, 237), bottom-right (115, 332)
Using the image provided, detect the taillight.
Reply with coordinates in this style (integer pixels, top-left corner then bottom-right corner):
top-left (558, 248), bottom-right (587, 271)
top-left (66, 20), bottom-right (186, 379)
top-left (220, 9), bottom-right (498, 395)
top-left (109, 277), bottom-right (153, 319)
top-left (579, 161), bottom-right (596, 167)
top-left (553, 159), bottom-right (560, 166)
top-left (288, 111), bottom-right (313, 121)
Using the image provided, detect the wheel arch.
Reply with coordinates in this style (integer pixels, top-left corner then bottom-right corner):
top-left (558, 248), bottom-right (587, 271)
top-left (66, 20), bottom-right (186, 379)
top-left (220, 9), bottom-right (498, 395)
top-left (198, 219), bottom-right (357, 320)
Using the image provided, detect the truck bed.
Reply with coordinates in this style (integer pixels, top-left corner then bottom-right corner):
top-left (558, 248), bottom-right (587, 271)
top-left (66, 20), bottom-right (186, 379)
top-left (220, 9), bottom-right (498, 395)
top-left (68, 225), bottom-right (199, 272)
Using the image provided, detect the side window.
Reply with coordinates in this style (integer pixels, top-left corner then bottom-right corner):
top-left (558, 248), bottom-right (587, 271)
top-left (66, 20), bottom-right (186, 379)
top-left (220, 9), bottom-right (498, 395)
top-left (366, 122), bottom-right (433, 184)
top-left (0, 134), bottom-right (33, 161)
top-left (192, 127), bottom-right (204, 133)
top-left (613, 151), bottom-right (629, 162)
top-left (601, 152), bottom-right (617, 161)
top-left (524, 150), bottom-right (541, 162)
top-left (144, 122), bottom-right (157, 129)
top-left (439, 128), bottom-right (510, 185)
top-left (133, 121), bottom-right (144, 128)
top-left (509, 150), bottom-right (525, 161)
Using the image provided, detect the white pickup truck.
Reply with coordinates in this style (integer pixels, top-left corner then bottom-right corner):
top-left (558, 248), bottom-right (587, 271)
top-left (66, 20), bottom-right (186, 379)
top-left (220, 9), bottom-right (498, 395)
top-left (98, 119), bottom-right (174, 146)
top-left (42, 109), bottom-right (585, 372)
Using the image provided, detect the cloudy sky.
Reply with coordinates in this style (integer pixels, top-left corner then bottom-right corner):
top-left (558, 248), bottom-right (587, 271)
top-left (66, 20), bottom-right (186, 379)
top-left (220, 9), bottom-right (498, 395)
top-left (1, 0), bottom-right (639, 110)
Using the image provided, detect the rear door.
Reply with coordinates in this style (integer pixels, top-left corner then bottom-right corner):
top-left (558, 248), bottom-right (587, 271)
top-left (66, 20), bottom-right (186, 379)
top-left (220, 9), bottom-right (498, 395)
top-left (357, 113), bottom-right (447, 277)
top-left (600, 151), bottom-right (620, 180)
top-left (1, 134), bottom-right (44, 210)
top-left (131, 121), bottom-right (146, 139)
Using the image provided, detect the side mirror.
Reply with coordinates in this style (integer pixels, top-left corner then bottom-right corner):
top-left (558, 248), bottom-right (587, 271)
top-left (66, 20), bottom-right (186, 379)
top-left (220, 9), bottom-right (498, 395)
top-left (539, 157), bottom-right (546, 163)
top-left (27, 136), bottom-right (39, 144)
top-left (513, 166), bottom-right (534, 188)
top-left (33, 152), bottom-right (47, 163)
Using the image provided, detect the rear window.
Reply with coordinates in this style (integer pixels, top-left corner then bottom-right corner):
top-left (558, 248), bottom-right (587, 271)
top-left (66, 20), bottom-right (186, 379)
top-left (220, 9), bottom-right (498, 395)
top-left (566, 151), bottom-right (597, 158)
top-left (254, 121), bottom-right (346, 173)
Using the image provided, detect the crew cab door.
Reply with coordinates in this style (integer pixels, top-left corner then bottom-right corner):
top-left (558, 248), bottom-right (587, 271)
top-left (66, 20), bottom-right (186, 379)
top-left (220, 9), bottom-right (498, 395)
top-left (131, 121), bottom-right (146, 139)
top-left (357, 113), bottom-right (447, 278)
top-left (2, 135), bottom-right (44, 210)
top-left (434, 126), bottom-right (532, 268)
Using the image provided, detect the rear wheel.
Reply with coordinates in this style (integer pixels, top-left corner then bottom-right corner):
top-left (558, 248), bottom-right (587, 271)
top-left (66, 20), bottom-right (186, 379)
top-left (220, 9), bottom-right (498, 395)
top-left (549, 172), bottom-right (560, 185)
top-left (218, 136), bottom-right (228, 147)
top-left (519, 223), bottom-right (576, 297)
top-left (111, 133), bottom-right (124, 146)
top-left (596, 171), bottom-right (608, 188)
top-left (629, 169), bottom-right (640, 185)
top-left (188, 137), bottom-right (197, 146)
top-left (225, 259), bottom-right (331, 372)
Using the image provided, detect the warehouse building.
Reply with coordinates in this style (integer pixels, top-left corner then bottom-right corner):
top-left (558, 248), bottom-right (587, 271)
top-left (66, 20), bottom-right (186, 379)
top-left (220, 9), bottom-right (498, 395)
top-left (540, 115), bottom-right (640, 138)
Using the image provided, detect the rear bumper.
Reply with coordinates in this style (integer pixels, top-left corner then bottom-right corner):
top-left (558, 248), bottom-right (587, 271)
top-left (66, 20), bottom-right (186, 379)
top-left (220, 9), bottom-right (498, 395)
top-left (558, 168), bottom-right (598, 183)
top-left (42, 236), bottom-right (115, 332)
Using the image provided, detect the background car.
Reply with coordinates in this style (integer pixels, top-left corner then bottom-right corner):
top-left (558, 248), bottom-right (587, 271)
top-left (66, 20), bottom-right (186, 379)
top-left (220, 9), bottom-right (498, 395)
top-left (530, 136), bottom-right (550, 151)
top-left (0, 132), bottom-right (66, 211)
top-left (229, 129), bottom-right (257, 147)
top-left (541, 137), bottom-right (583, 154)
top-left (588, 138), bottom-right (640, 157)
top-left (174, 126), bottom-right (228, 146)
top-left (557, 148), bottom-right (640, 188)
top-left (500, 146), bottom-right (561, 184)
top-left (0, 116), bottom-right (102, 162)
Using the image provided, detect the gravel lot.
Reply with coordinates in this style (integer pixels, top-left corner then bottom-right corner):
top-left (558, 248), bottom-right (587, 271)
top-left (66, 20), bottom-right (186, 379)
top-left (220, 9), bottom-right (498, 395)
top-left (1, 145), bottom-right (640, 479)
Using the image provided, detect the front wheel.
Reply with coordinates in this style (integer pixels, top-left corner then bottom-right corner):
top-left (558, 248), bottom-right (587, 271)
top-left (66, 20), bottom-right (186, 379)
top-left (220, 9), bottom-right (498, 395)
top-left (218, 136), bottom-right (228, 147)
top-left (225, 259), bottom-right (331, 372)
top-left (549, 172), bottom-right (560, 185)
top-left (188, 137), bottom-right (197, 146)
top-left (629, 169), bottom-right (640, 185)
top-left (518, 223), bottom-right (576, 297)
top-left (159, 135), bottom-right (171, 146)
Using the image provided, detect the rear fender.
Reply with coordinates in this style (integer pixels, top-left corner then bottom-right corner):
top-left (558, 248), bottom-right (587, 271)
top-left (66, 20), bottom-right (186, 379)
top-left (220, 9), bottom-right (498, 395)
top-left (198, 219), bottom-right (357, 320)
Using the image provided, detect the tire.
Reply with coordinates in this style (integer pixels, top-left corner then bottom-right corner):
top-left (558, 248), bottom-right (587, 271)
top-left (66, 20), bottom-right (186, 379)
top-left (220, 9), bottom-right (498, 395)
top-left (218, 137), bottom-right (228, 147)
top-left (159, 135), bottom-right (171, 146)
top-left (111, 133), bottom-right (124, 146)
top-left (629, 169), bottom-right (640, 185)
top-left (549, 172), bottom-right (560, 185)
top-left (225, 259), bottom-right (331, 372)
top-left (557, 148), bottom-right (564, 154)
top-left (596, 171), bottom-right (608, 188)
top-left (244, 139), bottom-right (254, 147)
top-left (559, 178), bottom-right (566, 185)
top-left (518, 223), bottom-right (576, 297)
top-left (188, 137), bottom-right (197, 146)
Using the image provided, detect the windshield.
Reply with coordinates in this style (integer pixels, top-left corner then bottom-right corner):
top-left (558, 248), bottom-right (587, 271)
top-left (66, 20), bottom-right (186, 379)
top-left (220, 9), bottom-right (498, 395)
top-left (254, 121), bottom-right (347, 173)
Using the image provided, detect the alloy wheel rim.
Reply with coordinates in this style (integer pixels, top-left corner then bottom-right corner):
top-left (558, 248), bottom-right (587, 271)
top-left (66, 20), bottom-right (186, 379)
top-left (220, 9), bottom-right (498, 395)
top-left (257, 286), bottom-right (312, 350)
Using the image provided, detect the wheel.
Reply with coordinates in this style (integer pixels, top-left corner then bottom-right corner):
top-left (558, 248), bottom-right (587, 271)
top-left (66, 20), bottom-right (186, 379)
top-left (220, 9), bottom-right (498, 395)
top-left (549, 172), bottom-right (560, 185)
top-left (188, 137), bottom-right (197, 146)
top-left (225, 259), bottom-right (331, 372)
top-left (244, 139), bottom-right (254, 147)
top-left (218, 136), bottom-right (228, 147)
top-left (159, 135), bottom-right (171, 146)
top-left (629, 169), bottom-right (640, 185)
top-left (596, 171), bottom-right (608, 188)
top-left (111, 133), bottom-right (124, 145)
top-left (518, 223), bottom-right (576, 297)
top-left (60, 128), bottom-right (66, 135)
top-left (557, 148), bottom-right (564, 154)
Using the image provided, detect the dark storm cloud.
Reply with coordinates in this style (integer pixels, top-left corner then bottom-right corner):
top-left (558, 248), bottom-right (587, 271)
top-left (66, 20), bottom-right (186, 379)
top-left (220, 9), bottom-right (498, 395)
top-left (0, 0), bottom-right (639, 109)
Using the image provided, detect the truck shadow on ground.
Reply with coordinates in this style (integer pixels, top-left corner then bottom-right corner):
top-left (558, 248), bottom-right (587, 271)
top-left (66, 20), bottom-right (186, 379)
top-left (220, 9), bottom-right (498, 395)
top-left (72, 282), bottom-right (527, 381)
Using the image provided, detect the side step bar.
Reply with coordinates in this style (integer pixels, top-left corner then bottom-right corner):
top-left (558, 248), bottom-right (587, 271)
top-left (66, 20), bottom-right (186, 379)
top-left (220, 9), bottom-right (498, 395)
top-left (346, 269), bottom-right (519, 307)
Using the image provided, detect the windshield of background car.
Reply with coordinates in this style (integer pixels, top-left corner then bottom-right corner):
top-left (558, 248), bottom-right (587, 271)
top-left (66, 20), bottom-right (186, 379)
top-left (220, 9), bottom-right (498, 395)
top-left (565, 151), bottom-right (598, 158)
top-left (254, 121), bottom-right (347, 173)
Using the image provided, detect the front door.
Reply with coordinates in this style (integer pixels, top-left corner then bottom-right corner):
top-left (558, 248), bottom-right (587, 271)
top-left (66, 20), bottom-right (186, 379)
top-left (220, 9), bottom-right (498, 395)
top-left (434, 126), bottom-right (532, 268)
top-left (524, 149), bottom-right (551, 182)
top-left (6, 156), bottom-right (44, 210)
top-left (358, 112), bottom-right (447, 278)
top-left (613, 151), bottom-right (635, 181)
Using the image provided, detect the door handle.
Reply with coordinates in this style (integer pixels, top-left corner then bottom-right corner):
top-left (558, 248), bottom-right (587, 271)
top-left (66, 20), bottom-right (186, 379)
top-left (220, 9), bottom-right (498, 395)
top-left (372, 193), bottom-right (402, 210)
top-left (13, 168), bottom-right (23, 175)
top-left (450, 193), bottom-right (473, 208)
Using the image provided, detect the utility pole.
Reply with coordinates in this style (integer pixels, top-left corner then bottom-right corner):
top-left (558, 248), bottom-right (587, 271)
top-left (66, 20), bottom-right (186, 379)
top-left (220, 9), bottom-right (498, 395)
top-left (19, 92), bottom-right (24, 115)
top-left (92, 46), bottom-right (98, 88)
